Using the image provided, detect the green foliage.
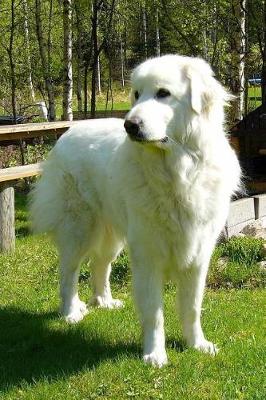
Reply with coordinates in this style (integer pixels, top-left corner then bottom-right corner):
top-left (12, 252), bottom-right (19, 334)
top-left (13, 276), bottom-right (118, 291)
top-left (0, 0), bottom-right (263, 118)
top-left (220, 236), bottom-right (264, 265)
top-left (209, 237), bottom-right (265, 289)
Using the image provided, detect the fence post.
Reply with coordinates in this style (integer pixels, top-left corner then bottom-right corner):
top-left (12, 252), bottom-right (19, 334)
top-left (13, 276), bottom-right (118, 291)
top-left (254, 194), bottom-right (266, 225)
top-left (0, 182), bottom-right (15, 253)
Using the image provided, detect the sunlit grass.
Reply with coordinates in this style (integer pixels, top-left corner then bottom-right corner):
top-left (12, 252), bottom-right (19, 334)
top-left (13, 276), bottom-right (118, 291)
top-left (0, 194), bottom-right (265, 399)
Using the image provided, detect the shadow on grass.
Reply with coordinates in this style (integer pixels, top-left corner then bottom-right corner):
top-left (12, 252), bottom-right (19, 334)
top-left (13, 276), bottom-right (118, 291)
top-left (15, 224), bottom-right (30, 238)
top-left (167, 338), bottom-right (186, 352)
top-left (0, 307), bottom-right (140, 392)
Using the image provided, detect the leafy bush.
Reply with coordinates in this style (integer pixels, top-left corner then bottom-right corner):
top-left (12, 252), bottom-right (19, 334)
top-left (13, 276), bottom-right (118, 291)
top-left (82, 237), bottom-right (265, 289)
top-left (219, 236), bottom-right (264, 265)
top-left (209, 236), bottom-right (265, 288)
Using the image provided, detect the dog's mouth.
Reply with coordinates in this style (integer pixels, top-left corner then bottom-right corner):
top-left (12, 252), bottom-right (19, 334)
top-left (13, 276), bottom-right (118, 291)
top-left (128, 132), bottom-right (169, 145)
top-left (124, 119), bottom-right (169, 146)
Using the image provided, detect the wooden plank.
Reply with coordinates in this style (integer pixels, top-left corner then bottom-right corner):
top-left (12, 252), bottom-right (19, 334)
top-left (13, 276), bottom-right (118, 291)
top-left (0, 121), bottom-right (77, 142)
top-left (0, 183), bottom-right (15, 252)
top-left (0, 163), bottom-right (42, 182)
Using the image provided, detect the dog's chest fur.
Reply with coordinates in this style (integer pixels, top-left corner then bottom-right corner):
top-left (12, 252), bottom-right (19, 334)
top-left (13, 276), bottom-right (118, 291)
top-left (127, 144), bottom-right (222, 223)
top-left (115, 143), bottom-right (226, 268)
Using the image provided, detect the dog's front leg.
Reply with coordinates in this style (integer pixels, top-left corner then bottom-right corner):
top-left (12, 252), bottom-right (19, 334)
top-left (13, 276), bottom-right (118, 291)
top-left (177, 264), bottom-right (218, 355)
top-left (131, 257), bottom-right (167, 367)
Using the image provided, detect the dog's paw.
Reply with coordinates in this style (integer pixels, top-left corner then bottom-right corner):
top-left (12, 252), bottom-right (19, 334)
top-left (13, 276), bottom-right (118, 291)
top-left (193, 339), bottom-right (219, 355)
top-left (63, 300), bottom-right (89, 324)
top-left (89, 296), bottom-right (124, 309)
top-left (143, 351), bottom-right (168, 368)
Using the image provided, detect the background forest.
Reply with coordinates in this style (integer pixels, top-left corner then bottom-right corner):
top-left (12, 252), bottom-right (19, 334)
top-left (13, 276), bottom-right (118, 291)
top-left (0, 0), bottom-right (266, 124)
top-left (0, 2), bottom-right (266, 398)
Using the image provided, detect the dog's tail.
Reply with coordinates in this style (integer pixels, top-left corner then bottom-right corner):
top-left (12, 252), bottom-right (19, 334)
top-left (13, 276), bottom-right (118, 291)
top-left (29, 149), bottom-right (66, 235)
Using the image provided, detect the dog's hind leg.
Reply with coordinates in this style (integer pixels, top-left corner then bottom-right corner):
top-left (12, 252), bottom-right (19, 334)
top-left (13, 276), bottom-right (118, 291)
top-left (88, 230), bottom-right (124, 309)
top-left (59, 244), bottom-right (89, 324)
top-left (55, 217), bottom-right (92, 324)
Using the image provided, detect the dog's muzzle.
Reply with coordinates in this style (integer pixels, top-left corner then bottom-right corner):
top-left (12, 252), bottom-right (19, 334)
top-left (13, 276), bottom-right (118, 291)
top-left (124, 118), bottom-right (169, 144)
top-left (124, 117), bottom-right (146, 142)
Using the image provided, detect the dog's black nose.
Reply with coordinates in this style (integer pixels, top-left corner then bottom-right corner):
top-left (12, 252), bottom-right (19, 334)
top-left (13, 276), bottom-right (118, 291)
top-left (124, 118), bottom-right (142, 137)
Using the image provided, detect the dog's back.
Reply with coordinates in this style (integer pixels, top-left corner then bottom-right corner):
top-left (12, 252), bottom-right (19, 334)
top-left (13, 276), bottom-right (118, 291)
top-left (30, 118), bottom-right (125, 235)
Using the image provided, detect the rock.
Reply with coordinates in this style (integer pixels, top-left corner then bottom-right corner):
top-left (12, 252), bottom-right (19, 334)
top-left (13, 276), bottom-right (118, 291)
top-left (262, 243), bottom-right (266, 258)
top-left (258, 260), bottom-right (266, 271)
top-left (234, 232), bottom-right (246, 238)
top-left (240, 219), bottom-right (266, 240)
top-left (216, 257), bottom-right (228, 270)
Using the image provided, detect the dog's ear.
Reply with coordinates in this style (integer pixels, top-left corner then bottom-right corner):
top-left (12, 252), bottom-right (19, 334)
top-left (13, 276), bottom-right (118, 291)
top-left (189, 73), bottom-right (204, 114)
top-left (186, 60), bottom-right (231, 115)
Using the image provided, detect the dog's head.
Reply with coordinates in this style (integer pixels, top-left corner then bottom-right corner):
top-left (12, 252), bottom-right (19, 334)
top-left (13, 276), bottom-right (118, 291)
top-left (124, 55), bottom-right (229, 147)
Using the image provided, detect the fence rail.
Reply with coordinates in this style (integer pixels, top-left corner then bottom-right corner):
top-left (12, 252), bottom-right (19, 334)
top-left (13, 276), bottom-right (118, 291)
top-left (0, 119), bottom-right (265, 253)
top-left (0, 121), bottom-right (76, 142)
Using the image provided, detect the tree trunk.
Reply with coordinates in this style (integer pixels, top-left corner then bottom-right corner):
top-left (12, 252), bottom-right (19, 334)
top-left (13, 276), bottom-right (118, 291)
top-left (77, 66), bottom-right (83, 113)
top-left (142, 2), bottom-right (148, 59)
top-left (74, 1), bottom-right (83, 112)
top-left (8, 0), bottom-right (17, 124)
top-left (84, 64), bottom-right (89, 117)
top-left (35, 0), bottom-right (56, 121)
top-left (22, 0), bottom-right (35, 102)
top-left (62, 0), bottom-right (73, 121)
top-left (229, 0), bottom-right (246, 122)
top-left (120, 34), bottom-right (125, 88)
top-left (239, 0), bottom-right (246, 117)
top-left (202, 0), bottom-right (209, 61)
top-left (155, 7), bottom-right (160, 57)
top-left (7, 0), bottom-right (26, 166)
top-left (97, 55), bottom-right (101, 94)
top-left (262, 0), bottom-right (266, 107)
top-left (91, 0), bottom-right (98, 119)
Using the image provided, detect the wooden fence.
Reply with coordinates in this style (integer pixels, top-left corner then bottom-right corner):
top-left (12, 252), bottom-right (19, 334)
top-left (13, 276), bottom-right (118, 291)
top-left (0, 119), bottom-right (265, 253)
top-left (0, 121), bottom-right (77, 252)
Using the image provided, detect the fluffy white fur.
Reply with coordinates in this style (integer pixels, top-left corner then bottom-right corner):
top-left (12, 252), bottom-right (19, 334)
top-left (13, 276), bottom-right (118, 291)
top-left (30, 55), bottom-right (241, 367)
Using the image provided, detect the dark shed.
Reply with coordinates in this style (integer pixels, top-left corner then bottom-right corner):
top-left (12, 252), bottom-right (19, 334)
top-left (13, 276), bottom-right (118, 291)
top-left (230, 105), bottom-right (266, 192)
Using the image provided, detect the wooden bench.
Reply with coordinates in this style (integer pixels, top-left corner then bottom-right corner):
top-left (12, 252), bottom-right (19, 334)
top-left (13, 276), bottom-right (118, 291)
top-left (1, 121), bottom-right (265, 254)
top-left (0, 121), bottom-right (76, 253)
top-left (0, 163), bottom-right (42, 253)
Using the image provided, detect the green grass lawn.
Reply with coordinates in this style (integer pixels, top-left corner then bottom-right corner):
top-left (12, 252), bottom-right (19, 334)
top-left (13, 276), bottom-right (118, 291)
top-left (0, 194), bottom-right (265, 399)
top-left (248, 86), bottom-right (262, 110)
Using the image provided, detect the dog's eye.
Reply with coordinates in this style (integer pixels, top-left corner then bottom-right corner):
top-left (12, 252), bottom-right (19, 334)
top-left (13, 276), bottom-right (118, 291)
top-left (134, 91), bottom-right (139, 100)
top-left (156, 89), bottom-right (171, 99)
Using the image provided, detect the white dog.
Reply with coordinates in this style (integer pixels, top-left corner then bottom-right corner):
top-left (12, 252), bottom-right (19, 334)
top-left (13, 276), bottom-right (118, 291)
top-left (30, 55), bottom-right (241, 367)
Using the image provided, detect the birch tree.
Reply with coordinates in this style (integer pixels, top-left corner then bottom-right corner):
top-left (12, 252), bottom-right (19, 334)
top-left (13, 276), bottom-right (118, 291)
top-left (90, 0), bottom-right (116, 118)
top-left (142, 1), bottom-right (148, 59)
top-left (74, 0), bottom-right (84, 112)
top-left (7, 0), bottom-right (17, 123)
top-left (35, 0), bottom-right (56, 121)
top-left (229, 0), bottom-right (247, 121)
top-left (62, 0), bottom-right (73, 121)
top-left (251, 0), bottom-right (266, 107)
top-left (22, 0), bottom-right (35, 102)
top-left (155, 5), bottom-right (160, 57)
